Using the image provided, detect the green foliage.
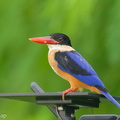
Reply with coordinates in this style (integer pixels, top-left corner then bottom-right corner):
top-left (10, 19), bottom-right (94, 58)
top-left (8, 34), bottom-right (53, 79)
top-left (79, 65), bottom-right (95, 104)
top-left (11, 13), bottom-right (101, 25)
top-left (0, 0), bottom-right (120, 119)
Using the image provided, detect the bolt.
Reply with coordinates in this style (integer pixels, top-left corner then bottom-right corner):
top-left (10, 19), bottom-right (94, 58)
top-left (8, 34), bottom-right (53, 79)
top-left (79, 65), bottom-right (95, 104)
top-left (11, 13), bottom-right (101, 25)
top-left (71, 113), bottom-right (75, 118)
top-left (58, 106), bottom-right (64, 111)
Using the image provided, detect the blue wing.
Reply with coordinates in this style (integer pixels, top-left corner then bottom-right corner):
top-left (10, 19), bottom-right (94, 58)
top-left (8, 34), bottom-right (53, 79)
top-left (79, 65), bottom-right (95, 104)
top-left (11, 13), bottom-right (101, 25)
top-left (55, 50), bottom-right (105, 88)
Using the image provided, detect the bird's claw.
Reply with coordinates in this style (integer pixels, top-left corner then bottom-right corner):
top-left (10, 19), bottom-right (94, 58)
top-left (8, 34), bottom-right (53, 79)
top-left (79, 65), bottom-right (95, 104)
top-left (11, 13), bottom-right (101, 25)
top-left (62, 88), bottom-right (78, 100)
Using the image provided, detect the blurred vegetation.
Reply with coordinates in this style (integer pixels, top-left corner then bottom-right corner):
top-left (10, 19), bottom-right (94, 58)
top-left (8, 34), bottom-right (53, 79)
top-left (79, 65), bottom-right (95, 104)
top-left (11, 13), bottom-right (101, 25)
top-left (0, 0), bottom-right (120, 120)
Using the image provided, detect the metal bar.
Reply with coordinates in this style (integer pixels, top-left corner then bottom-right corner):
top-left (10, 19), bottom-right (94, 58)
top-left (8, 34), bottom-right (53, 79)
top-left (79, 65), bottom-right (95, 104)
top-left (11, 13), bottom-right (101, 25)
top-left (30, 82), bottom-right (58, 118)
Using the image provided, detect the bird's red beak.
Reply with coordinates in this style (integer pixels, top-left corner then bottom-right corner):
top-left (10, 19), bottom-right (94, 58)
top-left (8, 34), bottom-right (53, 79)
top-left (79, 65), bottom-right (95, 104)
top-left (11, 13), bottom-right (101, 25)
top-left (29, 36), bottom-right (59, 44)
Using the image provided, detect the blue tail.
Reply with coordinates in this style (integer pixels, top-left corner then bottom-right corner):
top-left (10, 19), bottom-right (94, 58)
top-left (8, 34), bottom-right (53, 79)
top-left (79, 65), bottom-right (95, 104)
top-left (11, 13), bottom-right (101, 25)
top-left (99, 90), bottom-right (120, 108)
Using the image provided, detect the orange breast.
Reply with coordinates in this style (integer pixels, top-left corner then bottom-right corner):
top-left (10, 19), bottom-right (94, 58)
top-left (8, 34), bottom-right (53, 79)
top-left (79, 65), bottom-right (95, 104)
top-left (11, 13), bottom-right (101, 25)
top-left (48, 50), bottom-right (101, 94)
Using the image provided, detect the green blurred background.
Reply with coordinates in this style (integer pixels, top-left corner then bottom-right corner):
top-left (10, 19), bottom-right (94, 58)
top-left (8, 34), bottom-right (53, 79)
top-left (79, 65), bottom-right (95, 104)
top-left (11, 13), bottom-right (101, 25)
top-left (0, 0), bottom-right (120, 119)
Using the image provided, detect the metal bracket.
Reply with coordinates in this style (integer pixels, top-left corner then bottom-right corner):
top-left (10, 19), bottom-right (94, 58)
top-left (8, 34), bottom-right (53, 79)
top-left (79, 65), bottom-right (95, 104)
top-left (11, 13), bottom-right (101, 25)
top-left (31, 82), bottom-right (79, 120)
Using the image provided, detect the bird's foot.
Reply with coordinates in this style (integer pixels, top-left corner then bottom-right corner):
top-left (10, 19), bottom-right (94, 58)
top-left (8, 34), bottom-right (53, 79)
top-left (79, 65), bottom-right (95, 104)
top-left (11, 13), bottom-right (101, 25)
top-left (62, 88), bottom-right (78, 100)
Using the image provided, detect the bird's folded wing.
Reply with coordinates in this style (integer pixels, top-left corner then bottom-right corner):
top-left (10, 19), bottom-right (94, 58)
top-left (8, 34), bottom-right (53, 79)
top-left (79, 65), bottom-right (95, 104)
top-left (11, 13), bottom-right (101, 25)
top-left (55, 51), bottom-right (105, 87)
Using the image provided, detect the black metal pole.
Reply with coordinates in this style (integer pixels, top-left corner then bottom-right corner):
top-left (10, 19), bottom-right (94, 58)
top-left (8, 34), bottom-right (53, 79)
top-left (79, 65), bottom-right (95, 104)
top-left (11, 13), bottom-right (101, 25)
top-left (30, 82), bottom-right (58, 118)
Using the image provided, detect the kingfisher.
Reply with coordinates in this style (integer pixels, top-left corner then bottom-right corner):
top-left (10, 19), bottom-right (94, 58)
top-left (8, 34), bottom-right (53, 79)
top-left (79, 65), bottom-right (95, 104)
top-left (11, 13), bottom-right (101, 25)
top-left (29, 33), bottom-right (120, 108)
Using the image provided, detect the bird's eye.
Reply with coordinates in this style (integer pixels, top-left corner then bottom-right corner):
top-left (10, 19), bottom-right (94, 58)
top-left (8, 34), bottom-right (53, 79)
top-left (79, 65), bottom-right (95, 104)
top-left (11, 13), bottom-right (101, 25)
top-left (58, 37), bottom-right (63, 41)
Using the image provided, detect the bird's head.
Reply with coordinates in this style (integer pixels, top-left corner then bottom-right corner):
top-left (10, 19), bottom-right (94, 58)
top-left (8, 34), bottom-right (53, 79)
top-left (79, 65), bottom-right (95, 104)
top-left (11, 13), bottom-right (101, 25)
top-left (29, 33), bottom-right (72, 46)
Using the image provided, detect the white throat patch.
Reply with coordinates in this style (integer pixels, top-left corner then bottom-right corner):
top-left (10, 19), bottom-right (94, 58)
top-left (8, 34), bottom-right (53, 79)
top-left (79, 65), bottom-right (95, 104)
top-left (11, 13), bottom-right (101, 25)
top-left (47, 44), bottom-right (74, 53)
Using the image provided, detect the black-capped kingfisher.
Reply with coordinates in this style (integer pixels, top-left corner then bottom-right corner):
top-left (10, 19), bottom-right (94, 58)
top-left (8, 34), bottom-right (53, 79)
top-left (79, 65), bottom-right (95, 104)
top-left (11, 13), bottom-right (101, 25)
top-left (29, 33), bottom-right (120, 108)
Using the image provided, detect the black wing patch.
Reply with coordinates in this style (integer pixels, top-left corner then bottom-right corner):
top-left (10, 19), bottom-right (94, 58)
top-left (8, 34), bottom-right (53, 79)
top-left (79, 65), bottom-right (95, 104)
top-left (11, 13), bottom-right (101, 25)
top-left (55, 51), bottom-right (92, 75)
top-left (93, 85), bottom-right (108, 92)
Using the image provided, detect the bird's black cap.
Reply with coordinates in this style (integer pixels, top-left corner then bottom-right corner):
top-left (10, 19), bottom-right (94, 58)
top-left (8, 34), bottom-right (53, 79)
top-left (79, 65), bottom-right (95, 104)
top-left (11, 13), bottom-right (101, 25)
top-left (50, 33), bottom-right (72, 46)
